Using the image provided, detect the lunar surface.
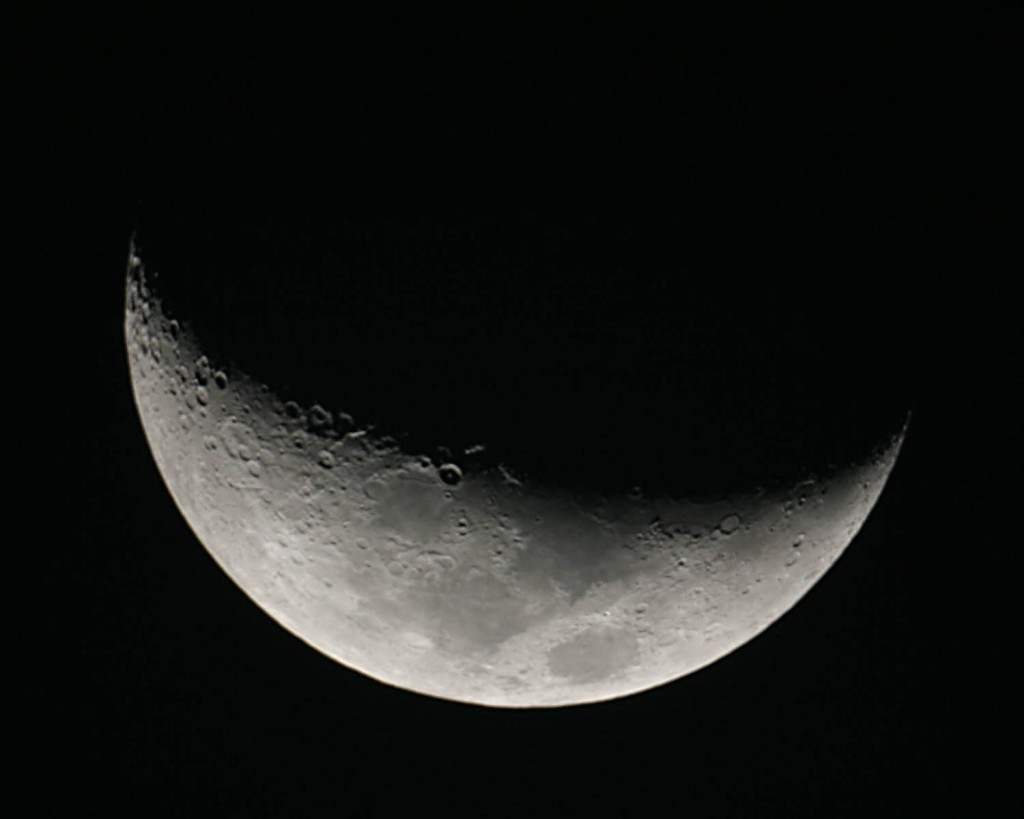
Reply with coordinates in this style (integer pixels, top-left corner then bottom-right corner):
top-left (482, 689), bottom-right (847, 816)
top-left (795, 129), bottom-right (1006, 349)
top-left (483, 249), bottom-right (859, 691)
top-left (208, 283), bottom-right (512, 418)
top-left (125, 240), bottom-right (906, 707)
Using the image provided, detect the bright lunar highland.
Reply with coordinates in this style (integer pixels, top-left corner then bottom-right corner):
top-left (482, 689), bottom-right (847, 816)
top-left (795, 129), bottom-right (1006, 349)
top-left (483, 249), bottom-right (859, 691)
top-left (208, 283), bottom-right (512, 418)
top-left (125, 242), bottom-right (905, 707)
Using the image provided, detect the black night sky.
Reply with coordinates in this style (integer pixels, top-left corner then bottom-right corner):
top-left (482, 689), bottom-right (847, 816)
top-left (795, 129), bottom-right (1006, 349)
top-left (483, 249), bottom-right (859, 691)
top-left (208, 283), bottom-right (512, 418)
top-left (12, 11), bottom-right (1018, 816)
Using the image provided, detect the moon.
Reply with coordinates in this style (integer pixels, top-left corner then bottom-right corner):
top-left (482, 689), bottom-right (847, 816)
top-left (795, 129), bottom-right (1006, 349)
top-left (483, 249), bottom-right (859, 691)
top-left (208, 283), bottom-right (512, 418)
top-left (125, 238), bottom-right (906, 708)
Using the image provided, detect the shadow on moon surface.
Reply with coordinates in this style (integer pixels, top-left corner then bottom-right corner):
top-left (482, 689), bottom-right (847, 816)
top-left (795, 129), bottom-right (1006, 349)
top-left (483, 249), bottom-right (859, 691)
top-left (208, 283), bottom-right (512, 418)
top-left (133, 208), bottom-right (914, 499)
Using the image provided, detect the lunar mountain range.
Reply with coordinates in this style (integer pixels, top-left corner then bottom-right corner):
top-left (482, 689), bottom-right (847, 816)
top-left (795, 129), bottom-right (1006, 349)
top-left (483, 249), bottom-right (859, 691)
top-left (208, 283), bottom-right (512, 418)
top-left (125, 237), bottom-right (906, 708)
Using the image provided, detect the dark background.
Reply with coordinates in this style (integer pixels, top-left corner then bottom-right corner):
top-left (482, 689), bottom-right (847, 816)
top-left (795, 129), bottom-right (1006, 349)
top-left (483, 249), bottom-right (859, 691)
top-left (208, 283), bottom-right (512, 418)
top-left (12, 10), bottom-right (1018, 816)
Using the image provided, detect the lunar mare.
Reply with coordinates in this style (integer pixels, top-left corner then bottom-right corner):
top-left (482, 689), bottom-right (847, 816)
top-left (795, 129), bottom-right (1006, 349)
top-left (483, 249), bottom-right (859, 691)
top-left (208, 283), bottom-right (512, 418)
top-left (125, 244), bottom-right (905, 708)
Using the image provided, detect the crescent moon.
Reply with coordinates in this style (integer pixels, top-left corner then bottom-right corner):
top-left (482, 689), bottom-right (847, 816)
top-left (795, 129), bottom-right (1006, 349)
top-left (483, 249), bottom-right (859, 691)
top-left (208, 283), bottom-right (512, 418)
top-left (125, 240), bottom-right (906, 708)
